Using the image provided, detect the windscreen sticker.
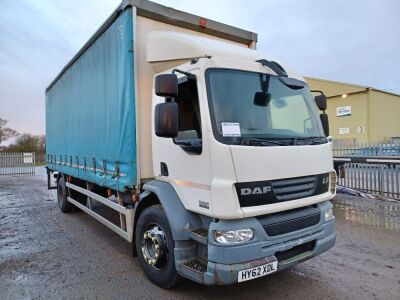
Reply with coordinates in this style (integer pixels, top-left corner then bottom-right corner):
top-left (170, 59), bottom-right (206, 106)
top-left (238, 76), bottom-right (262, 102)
top-left (221, 122), bottom-right (241, 137)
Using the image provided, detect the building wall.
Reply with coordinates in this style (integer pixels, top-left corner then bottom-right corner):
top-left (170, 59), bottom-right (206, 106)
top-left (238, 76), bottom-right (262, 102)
top-left (368, 90), bottom-right (400, 142)
top-left (325, 93), bottom-right (369, 143)
top-left (306, 77), bottom-right (400, 144)
top-left (306, 77), bottom-right (365, 97)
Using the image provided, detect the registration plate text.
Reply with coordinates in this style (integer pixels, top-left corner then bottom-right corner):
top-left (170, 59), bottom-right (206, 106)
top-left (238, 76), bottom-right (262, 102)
top-left (238, 261), bottom-right (278, 282)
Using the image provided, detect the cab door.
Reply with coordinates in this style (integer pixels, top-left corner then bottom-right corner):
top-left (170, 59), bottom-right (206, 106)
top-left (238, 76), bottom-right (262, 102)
top-left (153, 69), bottom-right (212, 215)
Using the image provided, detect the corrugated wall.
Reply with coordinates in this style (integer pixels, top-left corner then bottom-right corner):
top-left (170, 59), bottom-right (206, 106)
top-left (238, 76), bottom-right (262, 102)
top-left (368, 90), bottom-right (400, 142)
top-left (306, 77), bottom-right (400, 143)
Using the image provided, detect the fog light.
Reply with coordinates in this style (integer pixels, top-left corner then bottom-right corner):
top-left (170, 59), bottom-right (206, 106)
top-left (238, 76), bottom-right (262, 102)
top-left (213, 229), bottom-right (254, 244)
top-left (324, 208), bottom-right (334, 221)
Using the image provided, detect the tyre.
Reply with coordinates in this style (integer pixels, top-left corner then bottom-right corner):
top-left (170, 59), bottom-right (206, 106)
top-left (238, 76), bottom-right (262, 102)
top-left (57, 176), bottom-right (74, 213)
top-left (135, 205), bottom-right (179, 288)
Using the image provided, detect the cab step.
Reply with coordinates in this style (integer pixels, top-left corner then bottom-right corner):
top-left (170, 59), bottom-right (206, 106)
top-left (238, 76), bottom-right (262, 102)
top-left (180, 257), bottom-right (207, 273)
top-left (177, 257), bottom-right (208, 285)
top-left (187, 227), bottom-right (208, 245)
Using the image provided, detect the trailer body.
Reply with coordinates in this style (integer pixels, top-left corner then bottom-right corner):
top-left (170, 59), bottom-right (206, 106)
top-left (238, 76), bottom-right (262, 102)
top-left (46, 9), bottom-right (136, 191)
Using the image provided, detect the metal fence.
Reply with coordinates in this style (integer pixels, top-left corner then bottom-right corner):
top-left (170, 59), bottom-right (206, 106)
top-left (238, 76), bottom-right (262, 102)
top-left (0, 152), bottom-right (35, 177)
top-left (333, 142), bottom-right (400, 200)
top-left (333, 142), bottom-right (400, 157)
top-left (336, 161), bottom-right (399, 200)
top-left (333, 138), bottom-right (400, 201)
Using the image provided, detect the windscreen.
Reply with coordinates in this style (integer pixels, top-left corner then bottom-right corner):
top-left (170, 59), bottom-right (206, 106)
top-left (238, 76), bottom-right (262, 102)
top-left (206, 69), bottom-right (325, 145)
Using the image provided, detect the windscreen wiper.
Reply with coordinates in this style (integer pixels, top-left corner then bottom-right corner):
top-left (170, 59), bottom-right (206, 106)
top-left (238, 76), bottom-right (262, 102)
top-left (239, 138), bottom-right (290, 146)
top-left (292, 136), bottom-right (327, 145)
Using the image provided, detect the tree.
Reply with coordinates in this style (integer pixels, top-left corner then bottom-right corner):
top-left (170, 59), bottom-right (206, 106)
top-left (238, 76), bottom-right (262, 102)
top-left (6, 134), bottom-right (45, 153)
top-left (0, 118), bottom-right (19, 145)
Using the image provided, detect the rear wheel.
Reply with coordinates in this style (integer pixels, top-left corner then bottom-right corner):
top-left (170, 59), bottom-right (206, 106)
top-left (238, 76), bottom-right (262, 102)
top-left (57, 176), bottom-right (74, 213)
top-left (135, 205), bottom-right (179, 288)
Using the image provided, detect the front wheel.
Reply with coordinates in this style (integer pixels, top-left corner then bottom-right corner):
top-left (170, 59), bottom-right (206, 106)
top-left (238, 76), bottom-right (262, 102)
top-left (135, 205), bottom-right (179, 288)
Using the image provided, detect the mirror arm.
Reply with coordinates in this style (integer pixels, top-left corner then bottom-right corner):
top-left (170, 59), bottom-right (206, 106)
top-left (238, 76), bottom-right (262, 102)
top-left (172, 69), bottom-right (196, 81)
top-left (256, 59), bottom-right (288, 77)
top-left (256, 59), bottom-right (307, 90)
top-left (311, 90), bottom-right (324, 95)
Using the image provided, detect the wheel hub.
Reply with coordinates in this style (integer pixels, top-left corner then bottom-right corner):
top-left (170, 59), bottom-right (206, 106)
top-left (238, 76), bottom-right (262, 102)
top-left (141, 225), bottom-right (167, 269)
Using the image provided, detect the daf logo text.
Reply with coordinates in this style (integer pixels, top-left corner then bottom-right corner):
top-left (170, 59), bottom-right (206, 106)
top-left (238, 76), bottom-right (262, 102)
top-left (241, 186), bottom-right (272, 196)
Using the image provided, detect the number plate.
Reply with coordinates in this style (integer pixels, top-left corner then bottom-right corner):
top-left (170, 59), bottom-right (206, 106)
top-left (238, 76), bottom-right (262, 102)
top-left (238, 261), bottom-right (278, 282)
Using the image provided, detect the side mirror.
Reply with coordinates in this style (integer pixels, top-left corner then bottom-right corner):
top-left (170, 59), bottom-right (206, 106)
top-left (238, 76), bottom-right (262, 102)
top-left (154, 102), bottom-right (179, 138)
top-left (254, 92), bottom-right (271, 107)
top-left (315, 94), bottom-right (327, 111)
top-left (320, 113), bottom-right (329, 136)
top-left (155, 74), bottom-right (178, 97)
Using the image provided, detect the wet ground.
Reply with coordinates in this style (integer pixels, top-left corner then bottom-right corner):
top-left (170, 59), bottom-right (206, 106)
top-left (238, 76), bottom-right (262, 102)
top-left (1, 174), bottom-right (399, 299)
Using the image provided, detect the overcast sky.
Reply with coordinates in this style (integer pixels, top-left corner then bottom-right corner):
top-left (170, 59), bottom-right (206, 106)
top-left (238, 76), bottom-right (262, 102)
top-left (1, 0), bottom-right (399, 137)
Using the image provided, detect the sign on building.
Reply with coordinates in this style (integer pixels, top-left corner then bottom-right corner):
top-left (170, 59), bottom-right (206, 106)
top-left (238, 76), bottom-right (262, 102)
top-left (336, 106), bottom-right (352, 117)
top-left (339, 127), bottom-right (350, 135)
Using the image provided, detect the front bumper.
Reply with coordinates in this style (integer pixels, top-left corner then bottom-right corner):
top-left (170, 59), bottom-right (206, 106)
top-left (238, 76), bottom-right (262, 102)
top-left (204, 221), bottom-right (335, 285)
top-left (177, 201), bottom-right (336, 285)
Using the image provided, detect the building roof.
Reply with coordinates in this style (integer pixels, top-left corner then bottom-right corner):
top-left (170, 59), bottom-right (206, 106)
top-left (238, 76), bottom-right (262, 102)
top-left (305, 76), bottom-right (400, 98)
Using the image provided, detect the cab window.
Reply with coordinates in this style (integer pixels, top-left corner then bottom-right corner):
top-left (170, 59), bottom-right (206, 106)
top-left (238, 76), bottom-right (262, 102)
top-left (173, 77), bottom-right (202, 154)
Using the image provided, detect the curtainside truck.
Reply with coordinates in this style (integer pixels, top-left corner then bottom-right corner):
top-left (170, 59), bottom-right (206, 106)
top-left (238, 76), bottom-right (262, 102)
top-left (46, 0), bottom-right (336, 288)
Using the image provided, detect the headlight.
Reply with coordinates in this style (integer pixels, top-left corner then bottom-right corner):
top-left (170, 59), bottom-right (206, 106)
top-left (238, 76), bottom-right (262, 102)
top-left (213, 229), bottom-right (254, 244)
top-left (324, 208), bottom-right (334, 221)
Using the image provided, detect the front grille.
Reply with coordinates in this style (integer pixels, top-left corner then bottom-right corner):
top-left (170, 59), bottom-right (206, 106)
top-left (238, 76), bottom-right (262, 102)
top-left (272, 175), bottom-right (317, 201)
top-left (263, 213), bottom-right (320, 236)
top-left (257, 205), bottom-right (321, 236)
top-left (275, 240), bottom-right (316, 262)
top-left (236, 173), bottom-right (329, 207)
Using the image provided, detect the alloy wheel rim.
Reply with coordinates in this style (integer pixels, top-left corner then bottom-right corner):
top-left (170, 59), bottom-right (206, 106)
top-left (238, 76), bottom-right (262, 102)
top-left (141, 224), bottom-right (168, 270)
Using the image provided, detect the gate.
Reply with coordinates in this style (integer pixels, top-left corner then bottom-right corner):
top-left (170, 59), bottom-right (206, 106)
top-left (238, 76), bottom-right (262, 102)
top-left (0, 152), bottom-right (35, 176)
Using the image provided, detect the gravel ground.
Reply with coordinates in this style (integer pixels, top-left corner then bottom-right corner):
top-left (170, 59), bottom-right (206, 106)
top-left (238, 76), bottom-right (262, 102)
top-left (1, 174), bottom-right (399, 299)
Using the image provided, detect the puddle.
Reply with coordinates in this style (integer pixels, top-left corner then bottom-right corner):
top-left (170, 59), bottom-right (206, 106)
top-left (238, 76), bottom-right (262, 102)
top-left (333, 197), bottom-right (400, 232)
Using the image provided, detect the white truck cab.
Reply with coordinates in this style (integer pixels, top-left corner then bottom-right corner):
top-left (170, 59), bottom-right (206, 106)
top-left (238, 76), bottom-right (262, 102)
top-left (150, 33), bottom-right (336, 219)
top-left (144, 32), bottom-right (336, 286)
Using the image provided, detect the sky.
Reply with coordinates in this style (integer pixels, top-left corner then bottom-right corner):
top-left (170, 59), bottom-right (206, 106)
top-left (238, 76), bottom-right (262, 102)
top-left (1, 0), bottom-right (399, 138)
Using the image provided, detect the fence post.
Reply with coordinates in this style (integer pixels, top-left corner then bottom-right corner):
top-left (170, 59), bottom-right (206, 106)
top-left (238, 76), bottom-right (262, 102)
top-left (378, 164), bottom-right (384, 196)
top-left (33, 153), bottom-right (36, 175)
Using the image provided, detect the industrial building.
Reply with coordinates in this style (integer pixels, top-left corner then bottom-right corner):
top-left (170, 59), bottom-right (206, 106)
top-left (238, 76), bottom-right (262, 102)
top-left (306, 77), bottom-right (400, 144)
